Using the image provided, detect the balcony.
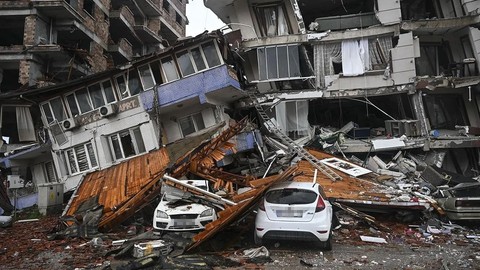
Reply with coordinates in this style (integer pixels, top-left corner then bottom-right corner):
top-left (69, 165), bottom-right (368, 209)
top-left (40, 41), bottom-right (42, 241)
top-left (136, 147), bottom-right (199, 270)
top-left (140, 65), bottom-right (244, 114)
top-left (31, 0), bottom-right (83, 21)
top-left (133, 25), bottom-right (162, 44)
top-left (108, 38), bottom-right (133, 64)
top-left (110, 6), bottom-right (142, 47)
top-left (135, 0), bottom-right (162, 17)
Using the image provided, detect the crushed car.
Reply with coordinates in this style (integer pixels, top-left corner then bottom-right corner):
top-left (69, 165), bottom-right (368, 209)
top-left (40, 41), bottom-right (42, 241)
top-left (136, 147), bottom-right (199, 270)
top-left (153, 180), bottom-right (217, 232)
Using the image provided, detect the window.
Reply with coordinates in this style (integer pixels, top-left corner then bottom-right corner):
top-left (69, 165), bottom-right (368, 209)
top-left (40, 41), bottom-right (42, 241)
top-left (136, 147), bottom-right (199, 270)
top-left (416, 44), bottom-right (450, 76)
top-left (64, 142), bottom-right (98, 175)
top-left (176, 50), bottom-right (195, 76)
top-left (83, 0), bottom-right (95, 16)
top-left (138, 64), bottom-right (157, 91)
top-left (258, 45), bottom-right (300, 81)
top-left (176, 12), bottom-right (182, 25)
top-left (162, 0), bottom-right (170, 13)
top-left (179, 113), bottom-right (205, 137)
top-left (115, 70), bottom-right (143, 99)
top-left (65, 80), bottom-right (117, 116)
top-left (175, 41), bottom-right (223, 77)
top-left (88, 80), bottom-right (117, 107)
top-left (41, 97), bottom-right (67, 124)
top-left (254, 3), bottom-right (290, 37)
top-left (161, 56), bottom-right (180, 82)
top-left (108, 127), bottom-right (146, 161)
top-left (44, 161), bottom-right (57, 183)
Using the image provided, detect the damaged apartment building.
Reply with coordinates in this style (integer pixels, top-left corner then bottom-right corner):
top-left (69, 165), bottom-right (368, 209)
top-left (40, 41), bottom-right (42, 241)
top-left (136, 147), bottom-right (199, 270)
top-left (0, 0), bottom-right (189, 212)
top-left (0, 31), bottom-right (247, 214)
top-left (205, 0), bottom-right (480, 176)
top-left (1, 0), bottom-right (480, 218)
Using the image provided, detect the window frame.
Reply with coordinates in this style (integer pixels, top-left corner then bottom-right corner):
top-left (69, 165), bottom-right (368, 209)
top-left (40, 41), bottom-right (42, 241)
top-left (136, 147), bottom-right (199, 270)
top-left (40, 97), bottom-right (68, 125)
top-left (174, 41), bottom-right (224, 77)
top-left (86, 79), bottom-right (117, 109)
top-left (64, 141), bottom-right (98, 175)
top-left (108, 126), bottom-right (146, 161)
top-left (138, 63), bottom-right (158, 91)
top-left (178, 112), bottom-right (206, 137)
top-left (253, 2), bottom-right (292, 37)
top-left (160, 55), bottom-right (180, 82)
top-left (43, 161), bottom-right (57, 183)
top-left (257, 44), bottom-right (302, 81)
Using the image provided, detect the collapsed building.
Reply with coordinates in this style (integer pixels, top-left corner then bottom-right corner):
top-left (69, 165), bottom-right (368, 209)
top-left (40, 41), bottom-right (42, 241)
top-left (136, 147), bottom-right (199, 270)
top-left (0, 0), bottom-right (480, 239)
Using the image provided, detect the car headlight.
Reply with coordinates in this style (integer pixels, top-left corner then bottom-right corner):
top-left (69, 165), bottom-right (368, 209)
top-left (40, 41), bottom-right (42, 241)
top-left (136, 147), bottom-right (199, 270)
top-left (200, 208), bottom-right (214, 217)
top-left (156, 210), bottom-right (168, 219)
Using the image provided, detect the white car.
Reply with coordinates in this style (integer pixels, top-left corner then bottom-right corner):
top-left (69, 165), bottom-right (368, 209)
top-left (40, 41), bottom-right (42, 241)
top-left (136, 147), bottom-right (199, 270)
top-left (254, 181), bottom-right (333, 249)
top-left (153, 180), bottom-right (217, 232)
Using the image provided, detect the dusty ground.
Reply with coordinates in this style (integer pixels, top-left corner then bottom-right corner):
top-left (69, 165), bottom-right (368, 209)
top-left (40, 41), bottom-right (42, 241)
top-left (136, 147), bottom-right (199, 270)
top-left (1, 214), bottom-right (479, 270)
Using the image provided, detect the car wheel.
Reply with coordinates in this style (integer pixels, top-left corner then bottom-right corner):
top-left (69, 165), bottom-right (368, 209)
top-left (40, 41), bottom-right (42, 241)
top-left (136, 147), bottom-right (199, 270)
top-left (254, 232), bottom-right (262, 245)
top-left (321, 232), bottom-right (332, 251)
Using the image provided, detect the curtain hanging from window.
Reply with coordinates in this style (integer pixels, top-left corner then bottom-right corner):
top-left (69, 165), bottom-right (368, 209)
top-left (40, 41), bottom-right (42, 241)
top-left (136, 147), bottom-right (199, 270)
top-left (342, 39), bottom-right (365, 76)
top-left (16, 106), bottom-right (36, 142)
top-left (275, 101), bottom-right (310, 136)
top-left (314, 43), bottom-right (341, 88)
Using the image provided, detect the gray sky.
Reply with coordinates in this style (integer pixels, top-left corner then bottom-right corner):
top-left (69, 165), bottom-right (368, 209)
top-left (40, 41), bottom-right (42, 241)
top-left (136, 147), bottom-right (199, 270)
top-left (186, 0), bottom-right (225, 36)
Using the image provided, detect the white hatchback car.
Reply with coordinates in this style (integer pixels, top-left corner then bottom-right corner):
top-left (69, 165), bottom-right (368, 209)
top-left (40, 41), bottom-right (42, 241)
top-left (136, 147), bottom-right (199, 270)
top-left (153, 180), bottom-right (217, 232)
top-left (254, 181), bottom-right (333, 249)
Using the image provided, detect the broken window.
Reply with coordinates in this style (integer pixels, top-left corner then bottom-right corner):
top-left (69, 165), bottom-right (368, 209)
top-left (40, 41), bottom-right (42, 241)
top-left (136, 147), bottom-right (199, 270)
top-left (424, 94), bottom-right (468, 130)
top-left (108, 127), bottom-right (146, 161)
top-left (161, 56), bottom-right (180, 82)
top-left (115, 71), bottom-right (143, 99)
top-left (0, 106), bottom-right (36, 144)
top-left (179, 113), bottom-right (205, 137)
top-left (41, 98), bottom-right (67, 124)
top-left (314, 36), bottom-right (393, 88)
top-left (254, 3), bottom-right (290, 37)
top-left (64, 142), bottom-right (98, 175)
top-left (257, 45), bottom-right (301, 81)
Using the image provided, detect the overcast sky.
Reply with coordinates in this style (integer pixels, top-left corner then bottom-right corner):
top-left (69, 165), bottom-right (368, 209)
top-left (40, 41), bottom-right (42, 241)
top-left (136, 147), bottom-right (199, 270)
top-left (186, 0), bottom-right (225, 36)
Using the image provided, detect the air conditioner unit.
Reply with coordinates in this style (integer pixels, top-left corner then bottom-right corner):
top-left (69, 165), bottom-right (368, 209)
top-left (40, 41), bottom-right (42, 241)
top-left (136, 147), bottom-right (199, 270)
top-left (62, 118), bottom-right (78, 131)
top-left (99, 104), bottom-right (118, 117)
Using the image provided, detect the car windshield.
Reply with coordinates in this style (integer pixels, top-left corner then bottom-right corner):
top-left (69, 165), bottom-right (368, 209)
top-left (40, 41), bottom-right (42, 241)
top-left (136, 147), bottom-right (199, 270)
top-left (265, 188), bottom-right (317, 204)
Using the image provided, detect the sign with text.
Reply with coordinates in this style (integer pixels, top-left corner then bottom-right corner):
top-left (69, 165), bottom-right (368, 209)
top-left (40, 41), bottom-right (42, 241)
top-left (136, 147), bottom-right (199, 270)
top-left (76, 96), bottom-right (140, 126)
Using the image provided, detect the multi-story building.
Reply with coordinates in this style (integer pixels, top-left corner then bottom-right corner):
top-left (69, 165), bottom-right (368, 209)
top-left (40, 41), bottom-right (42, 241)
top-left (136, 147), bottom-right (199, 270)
top-left (0, 31), bottom-right (245, 213)
top-left (0, 0), bottom-right (186, 92)
top-left (206, 0), bottom-right (480, 176)
top-left (0, 0), bottom-right (187, 213)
